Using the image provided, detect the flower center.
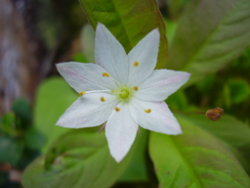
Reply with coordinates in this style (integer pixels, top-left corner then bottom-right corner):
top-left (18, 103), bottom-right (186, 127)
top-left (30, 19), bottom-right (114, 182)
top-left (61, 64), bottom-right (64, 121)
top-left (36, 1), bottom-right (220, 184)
top-left (115, 86), bottom-right (133, 102)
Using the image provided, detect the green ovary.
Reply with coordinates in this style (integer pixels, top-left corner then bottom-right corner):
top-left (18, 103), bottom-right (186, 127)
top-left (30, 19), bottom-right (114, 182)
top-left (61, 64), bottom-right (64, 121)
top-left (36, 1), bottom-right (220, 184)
top-left (115, 86), bottom-right (133, 102)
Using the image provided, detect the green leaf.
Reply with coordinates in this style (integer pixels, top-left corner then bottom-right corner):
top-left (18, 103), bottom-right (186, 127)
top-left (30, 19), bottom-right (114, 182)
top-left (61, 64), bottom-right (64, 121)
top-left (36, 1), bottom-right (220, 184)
top-left (180, 113), bottom-right (250, 174)
top-left (165, 20), bottom-right (177, 45)
top-left (81, 24), bottom-right (95, 62)
top-left (226, 79), bottom-right (250, 104)
top-left (0, 136), bottom-right (23, 166)
top-left (24, 128), bottom-right (46, 150)
top-left (166, 91), bottom-right (189, 110)
top-left (149, 114), bottom-right (250, 188)
top-left (80, 0), bottom-right (168, 68)
top-left (11, 98), bottom-right (32, 128)
top-left (166, 0), bottom-right (189, 19)
top-left (168, 0), bottom-right (250, 84)
top-left (22, 128), bottom-right (144, 188)
top-left (181, 114), bottom-right (250, 149)
top-left (0, 113), bottom-right (16, 135)
top-left (72, 52), bottom-right (88, 63)
top-left (119, 130), bottom-right (148, 182)
top-left (34, 77), bottom-right (77, 152)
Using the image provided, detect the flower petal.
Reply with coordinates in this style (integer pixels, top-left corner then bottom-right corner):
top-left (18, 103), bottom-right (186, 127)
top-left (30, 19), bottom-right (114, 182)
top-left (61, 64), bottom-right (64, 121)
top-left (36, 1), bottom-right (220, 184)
top-left (56, 93), bottom-right (117, 128)
top-left (135, 69), bottom-right (190, 101)
top-left (129, 99), bottom-right (182, 135)
top-left (56, 62), bottom-right (117, 92)
top-left (95, 23), bottom-right (129, 84)
top-left (128, 29), bottom-right (160, 86)
top-left (105, 103), bottom-right (138, 162)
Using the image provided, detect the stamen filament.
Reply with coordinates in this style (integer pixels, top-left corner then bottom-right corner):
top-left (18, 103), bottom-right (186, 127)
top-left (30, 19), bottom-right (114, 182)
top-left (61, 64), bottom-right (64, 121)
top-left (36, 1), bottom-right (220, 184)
top-left (79, 89), bottom-right (111, 96)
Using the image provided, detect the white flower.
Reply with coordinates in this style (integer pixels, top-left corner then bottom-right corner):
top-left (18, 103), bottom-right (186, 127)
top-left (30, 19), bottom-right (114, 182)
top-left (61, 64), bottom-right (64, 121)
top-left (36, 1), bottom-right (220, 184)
top-left (56, 23), bottom-right (190, 162)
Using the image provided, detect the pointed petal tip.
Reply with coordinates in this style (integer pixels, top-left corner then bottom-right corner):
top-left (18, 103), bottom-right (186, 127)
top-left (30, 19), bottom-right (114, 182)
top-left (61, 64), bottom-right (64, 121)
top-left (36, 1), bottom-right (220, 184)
top-left (55, 63), bottom-right (63, 70)
top-left (152, 125), bottom-right (182, 135)
top-left (55, 118), bottom-right (79, 129)
top-left (112, 154), bottom-right (123, 163)
top-left (171, 127), bottom-right (183, 135)
top-left (151, 27), bottom-right (160, 35)
top-left (55, 62), bottom-right (74, 71)
top-left (55, 117), bottom-right (67, 128)
top-left (55, 116), bottom-right (76, 129)
top-left (149, 28), bottom-right (160, 41)
top-left (182, 71), bottom-right (191, 83)
top-left (169, 121), bottom-right (183, 135)
top-left (97, 22), bottom-right (104, 28)
top-left (185, 72), bottom-right (191, 78)
top-left (96, 22), bottom-right (108, 34)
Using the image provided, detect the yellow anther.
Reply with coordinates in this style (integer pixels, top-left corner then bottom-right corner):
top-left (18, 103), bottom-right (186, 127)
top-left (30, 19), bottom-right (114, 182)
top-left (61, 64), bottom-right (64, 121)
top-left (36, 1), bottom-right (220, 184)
top-left (115, 107), bottom-right (120, 112)
top-left (133, 61), bottom-right (140, 67)
top-left (102, 72), bottom-right (110, 77)
top-left (133, 86), bottom-right (139, 91)
top-left (100, 97), bottom-right (106, 102)
top-left (79, 91), bottom-right (86, 96)
top-left (144, 109), bottom-right (152, 113)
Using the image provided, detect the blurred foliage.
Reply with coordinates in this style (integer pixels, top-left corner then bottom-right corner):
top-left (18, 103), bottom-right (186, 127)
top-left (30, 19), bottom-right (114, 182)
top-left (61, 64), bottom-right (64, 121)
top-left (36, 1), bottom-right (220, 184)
top-left (184, 47), bottom-right (250, 121)
top-left (0, 99), bottom-right (45, 187)
top-left (34, 78), bottom-right (77, 152)
top-left (22, 127), bottom-right (148, 188)
top-left (167, 0), bottom-right (250, 85)
top-left (150, 113), bottom-right (250, 187)
top-left (165, 0), bottom-right (189, 19)
top-left (37, 0), bottom-right (85, 49)
top-left (0, 0), bottom-right (249, 187)
top-left (80, 24), bottom-right (95, 62)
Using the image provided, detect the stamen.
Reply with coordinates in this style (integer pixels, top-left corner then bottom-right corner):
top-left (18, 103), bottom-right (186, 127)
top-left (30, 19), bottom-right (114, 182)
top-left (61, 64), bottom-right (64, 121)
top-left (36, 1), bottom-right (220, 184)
top-left (100, 97), bottom-right (106, 102)
top-left (80, 90), bottom-right (111, 96)
top-left (115, 107), bottom-right (120, 112)
top-left (102, 72), bottom-right (110, 77)
top-left (144, 109), bottom-right (152, 113)
top-left (133, 86), bottom-right (139, 91)
top-left (79, 91), bottom-right (86, 96)
top-left (133, 61), bottom-right (140, 67)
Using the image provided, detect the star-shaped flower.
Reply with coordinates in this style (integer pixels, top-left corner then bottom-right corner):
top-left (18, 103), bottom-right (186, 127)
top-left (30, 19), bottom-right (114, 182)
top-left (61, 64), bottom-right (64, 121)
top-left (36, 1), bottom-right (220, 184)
top-left (56, 23), bottom-right (190, 162)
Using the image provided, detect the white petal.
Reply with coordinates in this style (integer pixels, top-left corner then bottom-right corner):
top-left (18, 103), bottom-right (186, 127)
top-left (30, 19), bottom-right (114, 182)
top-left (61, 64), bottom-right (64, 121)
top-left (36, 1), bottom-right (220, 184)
top-left (56, 93), bottom-right (117, 128)
top-left (105, 103), bottom-right (138, 162)
top-left (128, 29), bottom-right (160, 86)
top-left (135, 69), bottom-right (190, 101)
top-left (95, 23), bottom-right (129, 84)
top-left (56, 62), bottom-right (117, 92)
top-left (129, 99), bottom-right (182, 135)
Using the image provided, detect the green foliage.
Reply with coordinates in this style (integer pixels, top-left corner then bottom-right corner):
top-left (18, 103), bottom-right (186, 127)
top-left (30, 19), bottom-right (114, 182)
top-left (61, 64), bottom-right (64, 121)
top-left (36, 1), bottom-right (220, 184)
top-left (80, 0), bottom-right (168, 68)
top-left (223, 79), bottom-right (250, 106)
top-left (38, 0), bottom-right (84, 49)
top-left (180, 113), bottom-right (250, 174)
top-left (165, 20), bottom-right (177, 44)
top-left (0, 136), bottom-right (23, 166)
top-left (0, 99), bottom-right (44, 166)
top-left (20, 0), bottom-right (250, 187)
top-left (72, 52), bottom-right (88, 63)
top-left (22, 128), bottom-right (145, 188)
top-left (0, 99), bottom-right (45, 187)
top-left (166, 0), bottom-right (189, 19)
top-left (34, 77), bottom-right (77, 152)
top-left (81, 24), bottom-right (95, 62)
top-left (168, 0), bottom-right (250, 84)
top-left (119, 130), bottom-right (148, 182)
top-left (149, 114), bottom-right (250, 188)
top-left (11, 99), bottom-right (32, 128)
